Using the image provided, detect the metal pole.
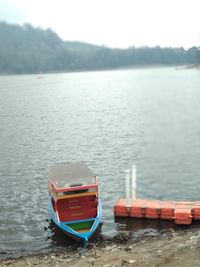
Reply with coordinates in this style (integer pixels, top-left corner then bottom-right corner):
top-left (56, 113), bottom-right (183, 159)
top-left (131, 165), bottom-right (137, 200)
top-left (125, 169), bottom-right (131, 207)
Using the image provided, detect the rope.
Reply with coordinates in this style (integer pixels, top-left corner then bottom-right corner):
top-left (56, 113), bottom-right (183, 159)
top-left (78, 239), bottom-right (88, 258)
top-left (119, 186), bottom-right (125, 201)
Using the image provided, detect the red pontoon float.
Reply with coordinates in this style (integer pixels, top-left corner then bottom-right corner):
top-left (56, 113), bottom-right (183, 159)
top-left (114, 166), bottom-right (200, 225)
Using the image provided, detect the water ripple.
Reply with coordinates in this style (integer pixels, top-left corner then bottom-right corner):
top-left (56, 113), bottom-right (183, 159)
top-left (0, 68), bottom-right (200, 257)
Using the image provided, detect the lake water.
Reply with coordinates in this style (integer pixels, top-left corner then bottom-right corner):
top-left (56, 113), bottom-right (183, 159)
top-left (0, 67), bottom-right (200, 258)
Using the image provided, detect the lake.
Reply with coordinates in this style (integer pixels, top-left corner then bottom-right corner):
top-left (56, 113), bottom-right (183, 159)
top-left (0, 67), bottom-right (200, 258)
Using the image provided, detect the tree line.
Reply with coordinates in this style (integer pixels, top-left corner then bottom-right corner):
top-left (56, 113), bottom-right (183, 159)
top-left (0, 22), bottom-right (199, 74)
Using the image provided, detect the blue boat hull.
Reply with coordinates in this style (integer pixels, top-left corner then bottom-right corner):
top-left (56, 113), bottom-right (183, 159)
top-left (48, 197), bottom-right (102, 243)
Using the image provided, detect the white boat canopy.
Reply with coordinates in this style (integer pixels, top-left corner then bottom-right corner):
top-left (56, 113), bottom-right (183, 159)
top-left (48, 163), bottom-right (97, 189)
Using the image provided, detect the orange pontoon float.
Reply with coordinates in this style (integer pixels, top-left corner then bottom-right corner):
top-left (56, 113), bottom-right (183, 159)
top-left (114, 166), bottom-right (200, 225)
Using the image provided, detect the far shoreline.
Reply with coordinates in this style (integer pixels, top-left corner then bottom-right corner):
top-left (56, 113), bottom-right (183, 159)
top-left (0, 64), bottom-right (198, 77)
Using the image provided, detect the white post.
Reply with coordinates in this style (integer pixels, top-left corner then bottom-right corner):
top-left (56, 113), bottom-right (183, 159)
top-left (131, 165), bottom-right (137, 200)
top-left (125, 169), bottom-right (131, 207)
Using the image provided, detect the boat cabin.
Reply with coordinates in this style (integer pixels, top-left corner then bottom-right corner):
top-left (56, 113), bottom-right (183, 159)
top-left (48, 163), bottom-right (98, 223)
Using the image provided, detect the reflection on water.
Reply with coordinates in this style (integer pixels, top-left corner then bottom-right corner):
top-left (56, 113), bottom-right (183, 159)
top-left (115, 217), bottom-right (200, 240)
top-left (47, 220), bottom-right (79, 247)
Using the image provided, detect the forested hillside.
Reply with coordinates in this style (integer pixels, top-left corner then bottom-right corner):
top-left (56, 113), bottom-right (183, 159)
top-left (0, 22), bottom-right (198, 74)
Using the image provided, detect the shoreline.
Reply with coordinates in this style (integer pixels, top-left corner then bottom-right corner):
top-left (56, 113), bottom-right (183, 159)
top-left (2, 227), bottom-right (200, 266)
top-left (0, 64), bottom-right (198, 76)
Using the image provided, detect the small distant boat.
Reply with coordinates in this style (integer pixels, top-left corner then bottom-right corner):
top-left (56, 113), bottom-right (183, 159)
top-left (48, 163), bottom-right (102, 243)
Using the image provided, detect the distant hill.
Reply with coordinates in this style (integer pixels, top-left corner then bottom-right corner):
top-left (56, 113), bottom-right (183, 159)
top-left (0, 22), bottom-right (199, 74)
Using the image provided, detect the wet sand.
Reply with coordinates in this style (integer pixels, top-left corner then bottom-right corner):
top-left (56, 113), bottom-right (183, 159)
top-left (1, 228), bottom-right (200, 267)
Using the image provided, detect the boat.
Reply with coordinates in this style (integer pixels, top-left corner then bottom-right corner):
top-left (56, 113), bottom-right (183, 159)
top-left (48, 163), bottom-right (102, 243)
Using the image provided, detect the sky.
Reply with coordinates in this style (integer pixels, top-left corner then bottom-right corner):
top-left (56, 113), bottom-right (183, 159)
top-left (0, 0), bottom-right (200, 48)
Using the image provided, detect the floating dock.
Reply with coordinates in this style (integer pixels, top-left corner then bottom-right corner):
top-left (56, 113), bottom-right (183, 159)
top-left (114, 166), bottom-right (200, 225)
top-left (114, 198), bottom-right (200, 225)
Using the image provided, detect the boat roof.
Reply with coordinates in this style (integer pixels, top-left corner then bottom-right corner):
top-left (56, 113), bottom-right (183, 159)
top-left (48, 163), bottom-right (97, 189)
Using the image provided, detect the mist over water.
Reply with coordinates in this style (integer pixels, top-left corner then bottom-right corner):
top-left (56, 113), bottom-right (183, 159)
top-left (0, 67), bottom-right (200, 257)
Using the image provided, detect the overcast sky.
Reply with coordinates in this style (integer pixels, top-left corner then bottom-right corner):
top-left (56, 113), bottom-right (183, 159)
top-left (0, 0), bottom-right (200, 48)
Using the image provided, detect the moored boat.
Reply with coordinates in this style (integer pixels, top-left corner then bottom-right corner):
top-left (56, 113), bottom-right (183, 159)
top-left (48, 163), bottom-right (102, 243)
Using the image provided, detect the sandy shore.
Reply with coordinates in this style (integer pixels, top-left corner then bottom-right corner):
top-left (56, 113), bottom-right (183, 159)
top-left (2, 227), bottom-right (200, 267)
